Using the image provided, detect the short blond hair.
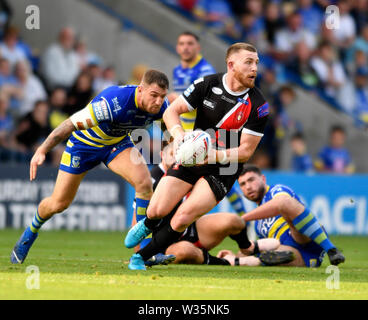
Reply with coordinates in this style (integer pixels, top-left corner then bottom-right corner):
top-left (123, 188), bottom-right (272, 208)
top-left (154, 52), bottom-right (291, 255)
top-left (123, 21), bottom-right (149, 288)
top-left (226, 43), bottom-right (257, 63)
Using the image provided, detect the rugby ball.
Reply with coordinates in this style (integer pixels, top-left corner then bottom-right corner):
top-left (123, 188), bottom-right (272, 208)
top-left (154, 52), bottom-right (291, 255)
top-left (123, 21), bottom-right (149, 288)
top-left (175, 130), bottom-right (212, 166)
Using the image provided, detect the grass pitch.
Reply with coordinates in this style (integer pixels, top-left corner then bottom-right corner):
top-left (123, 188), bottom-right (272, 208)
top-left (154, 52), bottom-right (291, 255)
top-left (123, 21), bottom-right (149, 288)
top-left (1, 229), bottom-right (367, 300)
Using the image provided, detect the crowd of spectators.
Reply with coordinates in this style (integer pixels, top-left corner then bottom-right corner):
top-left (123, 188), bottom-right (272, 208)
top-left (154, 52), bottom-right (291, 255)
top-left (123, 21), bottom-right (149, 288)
top-left (0, 0), bottom-right (359, 174)
top-left (0, 21), bottom-right (119, 165)
top-left (163, 0), bottom-right (368, 127)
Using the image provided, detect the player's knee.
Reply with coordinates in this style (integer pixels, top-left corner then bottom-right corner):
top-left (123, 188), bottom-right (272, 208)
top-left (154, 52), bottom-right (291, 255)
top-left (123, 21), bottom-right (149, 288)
top-left (52, 199), bottom-right (71, 213)
top-left (146, 202), bottom-right (167, 219)
top-left (225, 214), bottom-right (245, 233)
top-left (171, 211), bottom-right (193, 231)
top-left (133, 176), bottom-right (152, 194)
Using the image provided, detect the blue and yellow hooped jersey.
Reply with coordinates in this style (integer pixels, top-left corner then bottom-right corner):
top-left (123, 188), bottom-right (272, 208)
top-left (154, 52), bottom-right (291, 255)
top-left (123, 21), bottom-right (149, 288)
top-left (72, 85), bottom-right (169, 148)
top-left (255, 184), bottom-right (304, 240)
top-left (173, 55), bottom-right (215, 130)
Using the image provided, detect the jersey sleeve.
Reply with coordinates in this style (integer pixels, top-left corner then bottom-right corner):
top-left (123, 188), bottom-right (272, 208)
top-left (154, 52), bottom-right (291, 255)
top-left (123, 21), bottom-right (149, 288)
top-left (180, 77), bottom-right (206, 112)
top-left (242, 89), bottom-right (269, 137)
top-left (269, 184), bottom-right (294, 199)
top-left (90, 98), bottom-right (113, 124)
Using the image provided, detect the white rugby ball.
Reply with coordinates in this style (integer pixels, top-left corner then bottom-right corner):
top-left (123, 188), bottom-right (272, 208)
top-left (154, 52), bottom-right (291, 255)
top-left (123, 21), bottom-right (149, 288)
top-left (175, 130), bottom-right (212, 167)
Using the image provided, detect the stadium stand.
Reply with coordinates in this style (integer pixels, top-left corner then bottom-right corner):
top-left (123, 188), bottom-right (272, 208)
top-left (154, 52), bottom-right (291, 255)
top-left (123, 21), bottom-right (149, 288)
top-left (2, 0), bottom-right (368, 172)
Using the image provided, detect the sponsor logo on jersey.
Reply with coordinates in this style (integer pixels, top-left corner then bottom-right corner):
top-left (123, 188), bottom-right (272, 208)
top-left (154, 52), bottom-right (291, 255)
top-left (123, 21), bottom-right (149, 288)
top-left (112, 97), bottom-right (121, 114)
top-left (237, 97), bottom-right (249, 105)
top-left (212, 87), bottom-right (223, 95)
top-left (257, 102), bottom-right (269, 118)
top-left (203, 99), bottom-right (215, 109)
top-left (92, 99), bottom-right (110, 121)
top-left (183, 84), bottom-right (195, 97)
top-left (221, 95), bottom-right (235, 104)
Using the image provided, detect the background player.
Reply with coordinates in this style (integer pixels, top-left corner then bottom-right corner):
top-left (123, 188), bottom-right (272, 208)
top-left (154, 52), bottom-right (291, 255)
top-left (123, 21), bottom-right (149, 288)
top-left (126, 42), bottom-right (271, 270)
top-left (235, 165), bottom-right (345, 267)
top-left (10, 70), bottom-right (169, 264)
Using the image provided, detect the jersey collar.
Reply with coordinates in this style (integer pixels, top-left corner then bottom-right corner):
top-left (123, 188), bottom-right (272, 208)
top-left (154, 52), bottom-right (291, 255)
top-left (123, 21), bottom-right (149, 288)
top-left (187, 54), bottom-right (203, 69)
top-left (134, 87), bottom-right (139, 108)
top-left (222, 73), bottom-right (250, 96)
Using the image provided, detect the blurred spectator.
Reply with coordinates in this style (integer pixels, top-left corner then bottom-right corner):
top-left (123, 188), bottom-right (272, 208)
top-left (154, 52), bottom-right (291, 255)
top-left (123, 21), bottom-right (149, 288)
top-left (273, 85), bottom-right (302, 139)
top-left (0, 0), bottom-right (12, 39)
top-left (250, 148), bottom-right (272, 170)
top-left (290, 132), bottom-right (314, 173)
top-left (86, 63), bottom-right (103, 93)
top-left (352, 67), bottom-right (368, 124)
top-left (178, 0), bottom-right (198, 12)
top-left (75, 38), bottom-right (102, 71)
top-left (273, 11), bottom-right (317, 62)
top-left (65, 71), bottom-right (93, 116)
top-left (298, 0), bottom-right (324, 34)
top-left (263, 1), bottom-right (284, 47)
top-left (41, 27), bottom-right (80, 90)
top-left (0, 57), bottom-right (17, 86)
top-left (346, 24), bottom-right (368, 67)
top-left (351, 0), bottom-right (368, 34)
top-left (310, 41), bottom-right (347, 100)
top-left (193, 0), bottom-right (236, 35)
top-left (0, 26), bottom-right (27, 70)
top-left (0, 92), bottom-right (13, 149)
top-left (13, 60), bottom-right (47, 118)
top-left (48, 87), bottom-right (68, 130)
top-left (315, 125), bottom-right (355, 174)
top-left (10, 100), bottom-right (50, 158)
top-left (127, 63), bottom-right (148, 85)
top-left (94, 66), bottom-right (117, 93)
top-left (286, 41), bottom-right (318, 87)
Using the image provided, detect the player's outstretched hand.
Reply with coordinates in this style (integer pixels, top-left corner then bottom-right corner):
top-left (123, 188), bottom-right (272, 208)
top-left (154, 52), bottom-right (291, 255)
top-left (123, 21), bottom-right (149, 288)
top-left (30, 149), bottom-right (46, 181)
top-left (217, 249), bottom-right (234, 258)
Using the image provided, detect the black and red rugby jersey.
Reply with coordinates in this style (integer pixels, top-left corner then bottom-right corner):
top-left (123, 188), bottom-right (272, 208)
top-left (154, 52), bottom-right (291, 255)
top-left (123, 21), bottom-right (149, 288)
top-left (180, 73), bottom-right (269, 150)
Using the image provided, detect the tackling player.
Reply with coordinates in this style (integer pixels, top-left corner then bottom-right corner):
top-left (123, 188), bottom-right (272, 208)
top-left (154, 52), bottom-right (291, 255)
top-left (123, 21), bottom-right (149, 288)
top-left (125, 43), bottom-right (270, 270)
top-left (227, 165), bottom-right (345, 267)
top-left (10, 70), bottom-right (169, 264)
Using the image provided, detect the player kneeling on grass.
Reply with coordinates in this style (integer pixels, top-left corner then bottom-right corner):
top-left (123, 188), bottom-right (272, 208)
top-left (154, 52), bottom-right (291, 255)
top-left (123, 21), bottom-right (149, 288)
top-left (229, 165), bottom-right (345, 267)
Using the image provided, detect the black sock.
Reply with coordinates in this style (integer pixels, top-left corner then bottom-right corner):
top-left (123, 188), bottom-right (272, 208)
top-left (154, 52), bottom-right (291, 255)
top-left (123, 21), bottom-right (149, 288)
top-left (144, 217), bottom-right (162, 230)
top-left (229, 227), bottom-right (251, 249)
top-left (139, 224), bottom-right (183, 261)
top-left (202, 249), bottom-right (230, 265)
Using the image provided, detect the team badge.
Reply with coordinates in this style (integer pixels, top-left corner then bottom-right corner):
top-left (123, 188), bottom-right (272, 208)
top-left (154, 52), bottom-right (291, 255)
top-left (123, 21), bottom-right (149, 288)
top-left (72, 156), bottom-right (81, 168)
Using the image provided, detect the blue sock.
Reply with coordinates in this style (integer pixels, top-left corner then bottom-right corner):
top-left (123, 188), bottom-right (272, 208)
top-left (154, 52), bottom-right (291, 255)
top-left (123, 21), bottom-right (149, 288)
top-left (135, 198), bottom-right (151, 248)
top-left (292, 208), bottom-right (335, 252)
top-left (227, 185), bottom-right (246, 215)
top-left (29, 209), bottom-right (48, 233)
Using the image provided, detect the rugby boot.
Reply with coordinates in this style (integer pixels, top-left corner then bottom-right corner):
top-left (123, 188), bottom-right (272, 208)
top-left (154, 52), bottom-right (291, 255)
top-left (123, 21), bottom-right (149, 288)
top-left (128, 253), bottom-right (146, 270)
top-left (259, 250), bottom-right (295, 266)
top-left (145, 254), bottom-right (176, 267)
top-left (327, 248), bottom-right (345, 265)
top-left (124, 218), bottom-right (151, 248)
top-left (10, 227), bottom-right (38, 264)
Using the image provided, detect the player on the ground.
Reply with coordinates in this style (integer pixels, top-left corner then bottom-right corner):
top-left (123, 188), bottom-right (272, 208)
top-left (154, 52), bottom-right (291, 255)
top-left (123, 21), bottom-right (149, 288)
top-left (145, 143), bottom-right (294, 267)
top-left (221, 165), bottom-right (345, 267)
top-left (125, 42), bottom-right (271, 270)
top-left (10, 69), bottom-right (170, 264)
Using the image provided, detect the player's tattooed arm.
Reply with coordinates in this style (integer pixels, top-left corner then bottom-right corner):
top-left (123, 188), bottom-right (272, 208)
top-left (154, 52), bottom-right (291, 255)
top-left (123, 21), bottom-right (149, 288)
top-left (39, 119), bottom-right (75, 154)
top-left (29, 119), bottom-right (75, 181)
